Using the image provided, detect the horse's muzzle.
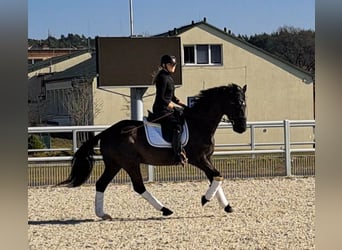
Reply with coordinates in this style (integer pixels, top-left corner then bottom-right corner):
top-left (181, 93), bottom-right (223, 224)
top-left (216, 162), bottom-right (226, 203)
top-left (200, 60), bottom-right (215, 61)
top-left (231, 118), bottom-right (247, 134)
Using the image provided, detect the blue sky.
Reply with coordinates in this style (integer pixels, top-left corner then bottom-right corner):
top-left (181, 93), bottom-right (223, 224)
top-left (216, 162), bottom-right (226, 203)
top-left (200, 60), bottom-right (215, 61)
top-left (28, 0), bottom-right (315, 39)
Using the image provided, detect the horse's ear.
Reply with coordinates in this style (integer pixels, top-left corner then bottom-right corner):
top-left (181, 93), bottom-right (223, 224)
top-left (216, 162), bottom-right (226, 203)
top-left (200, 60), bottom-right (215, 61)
top-left (242, 85), bottom-right (247, 93)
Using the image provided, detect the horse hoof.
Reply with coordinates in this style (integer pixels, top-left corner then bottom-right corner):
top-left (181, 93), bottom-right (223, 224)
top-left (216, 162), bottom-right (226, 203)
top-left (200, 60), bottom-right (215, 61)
top-left (201, 195), bottom-right (209, 206)
top-left (161, 207), bottom-right (173, 216)
top-left (101, 214), bottom-right (113, 220)
top-left (224, 204), bottom-right (233, 213)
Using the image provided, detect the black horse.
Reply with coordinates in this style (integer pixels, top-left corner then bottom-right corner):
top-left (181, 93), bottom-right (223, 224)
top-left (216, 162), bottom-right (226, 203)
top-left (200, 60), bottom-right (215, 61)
top-left (59, 83), bottom-right (247, 220)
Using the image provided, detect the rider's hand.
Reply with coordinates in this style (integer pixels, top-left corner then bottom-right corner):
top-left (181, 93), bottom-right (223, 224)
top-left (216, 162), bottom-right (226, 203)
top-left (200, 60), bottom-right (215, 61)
top-left (167, 102), bottom-right (175, 110)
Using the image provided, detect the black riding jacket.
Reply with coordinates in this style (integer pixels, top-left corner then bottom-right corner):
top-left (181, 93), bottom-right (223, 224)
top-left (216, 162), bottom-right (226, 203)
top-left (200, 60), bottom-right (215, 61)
top-left (152, 69), bottom-right (180, 114)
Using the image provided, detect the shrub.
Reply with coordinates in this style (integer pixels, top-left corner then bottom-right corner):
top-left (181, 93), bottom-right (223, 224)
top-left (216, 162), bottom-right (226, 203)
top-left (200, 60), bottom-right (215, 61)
top-left (28, 135), bottom-right (45, 149)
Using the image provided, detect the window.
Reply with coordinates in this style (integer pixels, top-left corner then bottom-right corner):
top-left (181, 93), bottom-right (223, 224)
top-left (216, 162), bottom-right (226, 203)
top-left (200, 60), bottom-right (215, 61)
top-left (210, 45), bottom-right (222, 64)
top-left (197, 45), bottom-right (209, 64)
top-left (184, 46), bottom-right (195, 64)
top-left (183, 44), bottom-right (222, 65)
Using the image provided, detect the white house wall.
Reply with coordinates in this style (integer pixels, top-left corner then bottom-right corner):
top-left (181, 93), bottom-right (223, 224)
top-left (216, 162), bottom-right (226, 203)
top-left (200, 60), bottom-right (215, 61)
top-left (93, 84), bottom-right (132, 125)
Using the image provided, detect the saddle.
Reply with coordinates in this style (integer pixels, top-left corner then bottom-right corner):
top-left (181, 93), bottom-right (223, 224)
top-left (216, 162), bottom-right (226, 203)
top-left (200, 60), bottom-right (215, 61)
top-left (143, 117), bottom-right (189, 148)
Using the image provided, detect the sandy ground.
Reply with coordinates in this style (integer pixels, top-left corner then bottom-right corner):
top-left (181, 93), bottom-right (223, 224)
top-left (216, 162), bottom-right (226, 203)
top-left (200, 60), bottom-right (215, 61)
top-left (28, 176), bottom-right (314, 249)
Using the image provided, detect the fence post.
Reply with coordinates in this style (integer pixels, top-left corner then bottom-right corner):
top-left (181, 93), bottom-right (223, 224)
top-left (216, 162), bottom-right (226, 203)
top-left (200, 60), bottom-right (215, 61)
top-left (72, 129), bottom-right (77, 153)
top-left (148, 165), bottom-right (154, 182)
top-left (250, 124), bottom-right (256, 158)
top-left (284, 120), bottom-right (292, 176)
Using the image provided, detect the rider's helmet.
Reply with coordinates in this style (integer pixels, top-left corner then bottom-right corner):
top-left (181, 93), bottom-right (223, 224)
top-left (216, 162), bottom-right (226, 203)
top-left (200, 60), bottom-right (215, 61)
top-left (160, 55), bottom-right (177, 66)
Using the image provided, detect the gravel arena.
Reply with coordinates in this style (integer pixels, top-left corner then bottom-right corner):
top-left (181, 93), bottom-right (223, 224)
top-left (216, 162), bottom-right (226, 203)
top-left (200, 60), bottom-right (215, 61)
top-left (28, 176), bottom-right (314, 249)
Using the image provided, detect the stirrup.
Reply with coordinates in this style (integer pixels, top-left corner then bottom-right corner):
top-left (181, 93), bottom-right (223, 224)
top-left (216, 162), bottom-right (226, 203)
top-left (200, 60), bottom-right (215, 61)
top-left (179, 151), bottom-right (188, 166)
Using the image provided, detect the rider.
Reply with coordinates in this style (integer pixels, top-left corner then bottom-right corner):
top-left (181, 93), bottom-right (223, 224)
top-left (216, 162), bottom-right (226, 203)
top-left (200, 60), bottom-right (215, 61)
top-left (152, 54), bottom-right (188, 165)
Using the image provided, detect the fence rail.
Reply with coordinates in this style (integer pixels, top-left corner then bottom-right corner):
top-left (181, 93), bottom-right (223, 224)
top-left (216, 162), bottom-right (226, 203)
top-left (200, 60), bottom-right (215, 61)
top-left (28, 120), bottom-right (315, 186)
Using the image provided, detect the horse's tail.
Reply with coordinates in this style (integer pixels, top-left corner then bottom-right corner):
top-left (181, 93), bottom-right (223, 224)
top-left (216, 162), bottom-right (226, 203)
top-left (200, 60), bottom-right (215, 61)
top-left (58, 133), bottom-right (102, 187)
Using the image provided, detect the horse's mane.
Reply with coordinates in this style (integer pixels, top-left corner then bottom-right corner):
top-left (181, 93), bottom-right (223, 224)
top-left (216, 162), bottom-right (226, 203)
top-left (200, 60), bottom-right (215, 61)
top-left (190, 83), bottom-right (240, 111)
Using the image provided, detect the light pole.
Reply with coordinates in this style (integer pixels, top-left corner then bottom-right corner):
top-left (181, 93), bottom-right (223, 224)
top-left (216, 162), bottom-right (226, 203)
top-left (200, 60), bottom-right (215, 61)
top-left (129, 0), bottom-right (147, 121)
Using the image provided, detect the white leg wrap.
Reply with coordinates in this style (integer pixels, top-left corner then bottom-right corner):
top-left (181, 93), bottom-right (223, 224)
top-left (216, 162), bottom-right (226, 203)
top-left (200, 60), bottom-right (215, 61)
top-left (95, 191), bottom-right (105, 218)
top-left (141, 190), bottom-right (164, 211)
top-left (216, 186), bottom-right (229, 208)
top-left (205, 177), bottom-right (223, 201)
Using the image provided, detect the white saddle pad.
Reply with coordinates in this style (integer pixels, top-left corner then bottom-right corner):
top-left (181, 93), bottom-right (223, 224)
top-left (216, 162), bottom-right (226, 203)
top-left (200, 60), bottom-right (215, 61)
top-left (143, 117), bottom-right (189, 148)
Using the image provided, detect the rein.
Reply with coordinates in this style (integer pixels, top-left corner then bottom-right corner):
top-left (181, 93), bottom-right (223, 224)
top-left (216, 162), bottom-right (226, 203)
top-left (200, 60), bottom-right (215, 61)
top-left (120, 111), bottom-right (175, 134)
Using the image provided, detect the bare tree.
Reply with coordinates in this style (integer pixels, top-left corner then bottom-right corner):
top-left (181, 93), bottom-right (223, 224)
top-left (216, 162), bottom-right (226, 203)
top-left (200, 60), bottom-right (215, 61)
top-left (28, 91), bottom-right (47, 126)
top-left (64, 78), bottom-right (103, 143)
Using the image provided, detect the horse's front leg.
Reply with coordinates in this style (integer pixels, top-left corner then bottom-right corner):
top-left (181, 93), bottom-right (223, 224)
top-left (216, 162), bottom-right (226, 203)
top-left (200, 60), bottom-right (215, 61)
top-left (215, 185), bottom-right (233, 213)
top-left (195, 156), bottom-right (233, 213)
top-left (201, 176), bottom-right (233, 213)
top-left (201, 175), bottom-right (223, 205)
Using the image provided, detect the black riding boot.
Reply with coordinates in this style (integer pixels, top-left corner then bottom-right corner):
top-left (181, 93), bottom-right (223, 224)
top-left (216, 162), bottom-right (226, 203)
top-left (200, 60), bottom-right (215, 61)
top-left (172, 129), bottom-right (187, 166)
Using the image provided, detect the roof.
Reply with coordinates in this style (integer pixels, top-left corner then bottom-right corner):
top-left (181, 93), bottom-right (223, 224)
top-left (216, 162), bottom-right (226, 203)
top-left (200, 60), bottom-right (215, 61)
top-left (44, 52), bottom-right (97, 82)
top-left (155, 19), bottom-right (314, 80)
top-left (28, 49), bottom-right (90, 73)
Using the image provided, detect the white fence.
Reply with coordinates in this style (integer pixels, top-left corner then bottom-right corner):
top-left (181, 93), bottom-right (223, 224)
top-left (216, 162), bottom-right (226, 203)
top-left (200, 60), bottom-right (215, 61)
top-left (28, 120), bottom-right (315, 186)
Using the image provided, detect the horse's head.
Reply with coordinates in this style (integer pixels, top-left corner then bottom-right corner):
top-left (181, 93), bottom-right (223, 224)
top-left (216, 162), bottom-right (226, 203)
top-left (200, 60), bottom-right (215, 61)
top-left (223, 84), bottom-right (247, 133)
top-left (187, 84), bottom-right (247, 133)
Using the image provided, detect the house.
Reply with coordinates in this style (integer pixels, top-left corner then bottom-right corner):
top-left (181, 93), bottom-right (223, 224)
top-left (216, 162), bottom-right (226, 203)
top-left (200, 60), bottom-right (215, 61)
top-left (28, 49), bottom-right (92, 125)
top-left (28, 19), bottom-right (314, 148)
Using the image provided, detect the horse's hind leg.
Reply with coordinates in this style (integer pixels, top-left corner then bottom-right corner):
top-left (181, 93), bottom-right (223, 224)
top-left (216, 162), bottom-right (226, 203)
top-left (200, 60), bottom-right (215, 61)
top-left (95, 159), bottom-right (121, 220)
top-left (125, 164), bottom-right (173, 216)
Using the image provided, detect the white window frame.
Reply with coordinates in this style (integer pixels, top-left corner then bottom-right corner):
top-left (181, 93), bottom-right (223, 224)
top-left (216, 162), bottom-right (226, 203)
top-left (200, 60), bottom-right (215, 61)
top-left (183, 44), bottom-right (223, 66)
